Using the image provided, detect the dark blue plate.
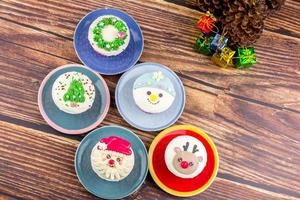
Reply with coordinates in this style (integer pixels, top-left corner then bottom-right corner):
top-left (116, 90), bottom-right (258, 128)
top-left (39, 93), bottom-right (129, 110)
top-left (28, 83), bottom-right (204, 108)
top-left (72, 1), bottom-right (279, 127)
top-left (75, 126), bottom-right (148, 199)
top-left (74, 8), bottom-right (144, 75)
top-left (115, 62), bottom-right (186, 132)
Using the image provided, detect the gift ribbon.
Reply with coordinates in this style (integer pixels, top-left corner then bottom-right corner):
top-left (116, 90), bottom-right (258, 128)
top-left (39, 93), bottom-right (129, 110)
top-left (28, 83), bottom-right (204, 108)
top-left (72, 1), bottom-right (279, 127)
top-left (232, 48), bottom-right (256, 63)
top-left (217, 30), bottom-right (227, 46)
top-left (196, 32), bottom-right (212, 46)
top-left (197, 11), bottom-right (219, 34)
top-left (220, 47), bottom-right (235, 64)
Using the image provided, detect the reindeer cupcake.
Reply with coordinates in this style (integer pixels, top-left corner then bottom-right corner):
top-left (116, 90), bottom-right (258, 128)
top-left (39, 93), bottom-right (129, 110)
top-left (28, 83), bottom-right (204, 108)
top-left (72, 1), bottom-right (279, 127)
top-left (149, 125), bottom-right (218, 196)
top-left (165, 135), bottom-right (207, 179)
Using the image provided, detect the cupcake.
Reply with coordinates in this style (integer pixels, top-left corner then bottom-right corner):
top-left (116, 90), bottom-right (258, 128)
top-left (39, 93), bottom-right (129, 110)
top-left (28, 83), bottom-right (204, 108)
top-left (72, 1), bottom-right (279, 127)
top-left (133, 71), bottom-right (176, 114)
top-left (164, 135), bottom-right (207, 179)
top-left (52, 71), bottom-right (95, 114)
top-left (88, 15), bottom-right (130, 56)
top-left (90, 136), bottom-right (135, 181)
top-left (148, 125), bottom-right (218, 197)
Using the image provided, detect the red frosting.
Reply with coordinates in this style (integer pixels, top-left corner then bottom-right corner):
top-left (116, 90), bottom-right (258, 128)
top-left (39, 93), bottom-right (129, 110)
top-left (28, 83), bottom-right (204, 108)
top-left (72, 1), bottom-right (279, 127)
top-left (100, 136), bottom-right (132, 155)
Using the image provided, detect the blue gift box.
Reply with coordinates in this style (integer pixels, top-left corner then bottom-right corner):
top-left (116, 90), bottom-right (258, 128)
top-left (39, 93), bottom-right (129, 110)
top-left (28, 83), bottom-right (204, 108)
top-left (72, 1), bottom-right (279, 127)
top-left (210, 33), bottom-right (228, 53)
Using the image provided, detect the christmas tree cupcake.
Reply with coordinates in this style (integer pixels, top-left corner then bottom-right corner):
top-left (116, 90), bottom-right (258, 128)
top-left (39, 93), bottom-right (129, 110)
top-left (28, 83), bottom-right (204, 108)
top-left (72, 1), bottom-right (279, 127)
top-left (88, 15), bottom-right (130, 56)
top-left (133, 71), bottom-right (176, 114)
top-left (90, 136), bottom-right (135, 181)
top-left (52, 71), bottom-right (95, 114)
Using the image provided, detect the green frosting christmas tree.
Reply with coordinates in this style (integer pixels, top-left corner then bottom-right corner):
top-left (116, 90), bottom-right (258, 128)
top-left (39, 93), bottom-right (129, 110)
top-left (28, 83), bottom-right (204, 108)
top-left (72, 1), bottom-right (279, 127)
top-left (63, 79), bottom-right (85, 104)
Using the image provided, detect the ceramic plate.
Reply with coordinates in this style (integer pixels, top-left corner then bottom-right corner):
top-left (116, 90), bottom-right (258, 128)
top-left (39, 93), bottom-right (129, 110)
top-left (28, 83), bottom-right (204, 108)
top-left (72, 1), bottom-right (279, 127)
top-left (148, 125), bottom-right (219, 197)
top-left (74, 8), bottom-right (143, 75)
top-left (75, 126), bottom-right (148, 199)
top-left (38, 64), bottom-right (110, 134)
top-left (115, 62), bottom-right (185, 132)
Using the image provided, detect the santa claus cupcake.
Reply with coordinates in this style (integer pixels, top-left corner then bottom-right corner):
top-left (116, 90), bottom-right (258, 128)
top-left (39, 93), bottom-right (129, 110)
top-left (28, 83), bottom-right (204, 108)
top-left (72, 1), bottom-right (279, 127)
top-left (90, 136), bottom-right (135, 181)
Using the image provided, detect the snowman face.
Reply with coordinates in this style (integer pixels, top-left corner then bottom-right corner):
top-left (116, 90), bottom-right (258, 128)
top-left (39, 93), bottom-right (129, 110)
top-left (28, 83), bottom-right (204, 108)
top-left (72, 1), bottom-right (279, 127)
top-left (133, 87), bottom-right (175, 113)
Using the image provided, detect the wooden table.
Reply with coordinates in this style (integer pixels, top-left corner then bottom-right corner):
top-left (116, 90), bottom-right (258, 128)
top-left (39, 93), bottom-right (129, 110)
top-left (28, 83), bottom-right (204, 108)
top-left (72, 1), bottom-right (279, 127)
top-left (0, 0), bottom-right (299, 199)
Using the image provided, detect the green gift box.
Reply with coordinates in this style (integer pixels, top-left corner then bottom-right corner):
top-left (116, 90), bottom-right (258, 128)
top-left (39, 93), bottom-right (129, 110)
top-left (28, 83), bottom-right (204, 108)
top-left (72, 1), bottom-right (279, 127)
top-left (235, 47), bottom-right (257, 69)
top-left (194, 33), bottom-right (214, 55)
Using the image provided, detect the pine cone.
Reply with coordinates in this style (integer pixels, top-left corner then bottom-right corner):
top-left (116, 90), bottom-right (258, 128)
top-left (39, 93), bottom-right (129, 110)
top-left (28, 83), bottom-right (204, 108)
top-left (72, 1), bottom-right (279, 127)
top-left (221, 0), bottom-right (269, 47)
top-left (194, 0), bottom-right (285, 47)
top-left (265, 0), bottom-right (285, 15)
top-left (196, 0), bottom-right (225, 16)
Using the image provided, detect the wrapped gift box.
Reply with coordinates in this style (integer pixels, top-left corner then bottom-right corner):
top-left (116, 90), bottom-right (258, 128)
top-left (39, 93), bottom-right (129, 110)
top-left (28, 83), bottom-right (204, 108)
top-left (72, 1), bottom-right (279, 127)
top-left (210, 33), bottom-right (228, 53)
top-left (212, 47), bottom-right (235, 68)
top-left (196, 12), bottom-right (216, 34)
top-left (194, 33), bottom-right (214, 55)
top-left (235, 47), bottom-right (256, 69)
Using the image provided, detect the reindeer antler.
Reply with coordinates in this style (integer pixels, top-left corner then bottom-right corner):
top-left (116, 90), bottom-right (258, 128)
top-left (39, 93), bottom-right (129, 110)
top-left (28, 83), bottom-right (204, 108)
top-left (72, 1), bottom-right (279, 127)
top-left (183, 142), bottom-right (189, 151)
top-left (192, 144), bottom-right (199, 153)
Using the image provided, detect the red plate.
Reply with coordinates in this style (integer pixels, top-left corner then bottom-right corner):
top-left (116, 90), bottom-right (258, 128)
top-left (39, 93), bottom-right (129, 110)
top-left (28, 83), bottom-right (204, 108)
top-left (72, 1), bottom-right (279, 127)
top-left (148, 125), bottom-right (218, 197)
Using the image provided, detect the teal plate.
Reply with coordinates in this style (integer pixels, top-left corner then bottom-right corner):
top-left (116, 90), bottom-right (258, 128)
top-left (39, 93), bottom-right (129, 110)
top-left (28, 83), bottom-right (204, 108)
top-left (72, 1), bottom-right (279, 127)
top-left (75, 126), bottom-right (148, 199)
top-left (38, 64), bottom-right (110, 134)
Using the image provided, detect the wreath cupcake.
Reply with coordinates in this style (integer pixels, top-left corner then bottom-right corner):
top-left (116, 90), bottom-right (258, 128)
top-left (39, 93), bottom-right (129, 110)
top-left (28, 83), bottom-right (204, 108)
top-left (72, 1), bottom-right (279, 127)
top-left (88, 15), bottom-right (130, 56)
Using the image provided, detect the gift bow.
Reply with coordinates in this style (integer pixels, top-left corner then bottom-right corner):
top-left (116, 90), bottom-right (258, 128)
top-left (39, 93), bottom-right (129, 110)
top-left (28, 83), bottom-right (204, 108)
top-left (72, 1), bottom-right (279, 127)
top-left (205, 11), bottom-right (217, 21)
top-left (241, 48), bottom-right (255, 58)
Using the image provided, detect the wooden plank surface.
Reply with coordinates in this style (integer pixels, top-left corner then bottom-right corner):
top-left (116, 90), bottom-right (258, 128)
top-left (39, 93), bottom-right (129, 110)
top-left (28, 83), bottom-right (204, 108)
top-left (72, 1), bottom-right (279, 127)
top-left (0, 0), bottom-right (299, 199)
top-left (1, 0), bottom-right (300, 112)
top-left (0, 121), bottom-right (296, 200)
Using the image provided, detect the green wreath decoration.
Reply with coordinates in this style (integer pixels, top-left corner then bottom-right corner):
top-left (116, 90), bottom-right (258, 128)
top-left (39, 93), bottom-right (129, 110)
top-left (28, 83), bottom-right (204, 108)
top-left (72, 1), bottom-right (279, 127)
top-left (92, 16), bottom-right (128, 52)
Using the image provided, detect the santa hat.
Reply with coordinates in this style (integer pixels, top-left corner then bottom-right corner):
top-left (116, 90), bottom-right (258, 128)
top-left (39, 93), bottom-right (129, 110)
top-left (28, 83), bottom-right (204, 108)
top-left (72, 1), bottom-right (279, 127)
top-left (100, 136), bottom-right (132, 156)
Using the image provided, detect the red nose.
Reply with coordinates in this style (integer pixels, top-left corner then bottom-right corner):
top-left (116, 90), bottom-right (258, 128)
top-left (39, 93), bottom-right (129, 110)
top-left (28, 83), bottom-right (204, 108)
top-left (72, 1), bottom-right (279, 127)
top-left (108, 159), bottom-right (115, 166)
top-left (180, 161), bottom-right (189, 169)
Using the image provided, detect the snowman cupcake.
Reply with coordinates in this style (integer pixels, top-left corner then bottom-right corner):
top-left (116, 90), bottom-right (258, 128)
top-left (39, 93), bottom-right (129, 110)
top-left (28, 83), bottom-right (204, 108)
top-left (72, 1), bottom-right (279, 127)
top-left (52, 71), bottom-right (95, 114)
top-left (133, 71), bottom-right (176, 114)
top-left (91, 136), bottom-right (135, 181)
top-left (88, 15), bottom-right (130, 56)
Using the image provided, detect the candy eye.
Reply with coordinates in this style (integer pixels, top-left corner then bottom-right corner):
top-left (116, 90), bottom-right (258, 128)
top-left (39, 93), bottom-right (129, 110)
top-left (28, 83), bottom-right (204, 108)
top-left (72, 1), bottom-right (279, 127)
top-left (159, 93), bottom-right (163, 98)
top-left (116, 157), bottom-right (122, 162)
top-left (189, 162), bottom-right (194, 166)
top-left (106, 154), bottom-right (111, 159)
top-left (147, 91), bottom-right (151, 95)
top-left (177, 157), bottom-right (182, 162)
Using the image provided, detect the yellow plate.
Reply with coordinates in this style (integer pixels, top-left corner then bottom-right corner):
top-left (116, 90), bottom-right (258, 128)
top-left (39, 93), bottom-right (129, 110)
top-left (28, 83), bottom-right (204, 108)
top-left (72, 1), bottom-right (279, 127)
top-left (148, 125), bottom-right (219, 197)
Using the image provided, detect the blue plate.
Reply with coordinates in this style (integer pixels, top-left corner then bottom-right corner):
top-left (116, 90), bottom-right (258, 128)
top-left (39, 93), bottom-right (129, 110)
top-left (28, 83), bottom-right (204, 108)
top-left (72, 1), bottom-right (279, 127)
top-left (74, 8), bottom-right (144, 75)
top-left (75, 126), bottom-right (148, 199)
top-left (38, 64), bottom-right (110, 134)
top-left (115, 62), bottom-right (186, 132)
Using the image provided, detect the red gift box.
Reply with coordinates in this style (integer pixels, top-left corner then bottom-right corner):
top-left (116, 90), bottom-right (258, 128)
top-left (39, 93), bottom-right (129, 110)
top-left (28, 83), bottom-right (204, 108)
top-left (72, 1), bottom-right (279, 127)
top-left (196, 15), bottom-right (216, 34)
